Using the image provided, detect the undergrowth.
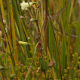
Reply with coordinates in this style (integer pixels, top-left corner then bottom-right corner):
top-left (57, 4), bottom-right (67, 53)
top-left (0, 0), bottom-right (80, 80)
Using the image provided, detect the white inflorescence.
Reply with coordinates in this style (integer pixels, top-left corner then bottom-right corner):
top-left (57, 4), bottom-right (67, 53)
top-left (20, 1), bottom-right (36, 10)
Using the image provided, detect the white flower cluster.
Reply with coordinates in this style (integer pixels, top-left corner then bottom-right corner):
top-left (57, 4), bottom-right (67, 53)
top-left (20, 1), bottom-right (36, 10)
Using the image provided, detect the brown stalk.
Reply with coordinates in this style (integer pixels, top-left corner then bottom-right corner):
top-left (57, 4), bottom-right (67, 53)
top-left (35, 20), bottom-right (42, 80)
top-left (50, 0), bottom-right (57, 79)
top-left (44, 0), bottom-right (47, 55)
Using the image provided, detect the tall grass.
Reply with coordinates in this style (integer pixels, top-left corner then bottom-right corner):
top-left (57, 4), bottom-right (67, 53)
top-left (0, 0), bottom-right (80, 80)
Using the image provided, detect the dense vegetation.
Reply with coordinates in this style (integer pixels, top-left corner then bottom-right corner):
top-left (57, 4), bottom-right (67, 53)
top-left (0, 0), bottom-right (80, 80)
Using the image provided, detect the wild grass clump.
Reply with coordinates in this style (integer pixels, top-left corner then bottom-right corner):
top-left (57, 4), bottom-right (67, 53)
top-left (0, 0), bottom-right (80, 80)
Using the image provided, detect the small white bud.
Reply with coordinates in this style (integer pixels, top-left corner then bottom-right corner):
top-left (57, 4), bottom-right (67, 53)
top-left (3, 20), bottom-right (6, 25)
top-left (18, 41), bottom-right (29, 45)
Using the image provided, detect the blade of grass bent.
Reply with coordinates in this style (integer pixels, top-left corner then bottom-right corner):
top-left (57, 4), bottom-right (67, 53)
top-left (51, 0), bottom-right (71, 20)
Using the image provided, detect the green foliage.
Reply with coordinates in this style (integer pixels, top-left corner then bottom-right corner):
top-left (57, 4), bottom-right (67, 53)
top-left (0, 0), bottom-right (80, 80)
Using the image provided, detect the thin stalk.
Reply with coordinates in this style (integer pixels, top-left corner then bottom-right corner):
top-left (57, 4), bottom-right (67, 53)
top-left (44, 0), bottom-right (47, 55)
